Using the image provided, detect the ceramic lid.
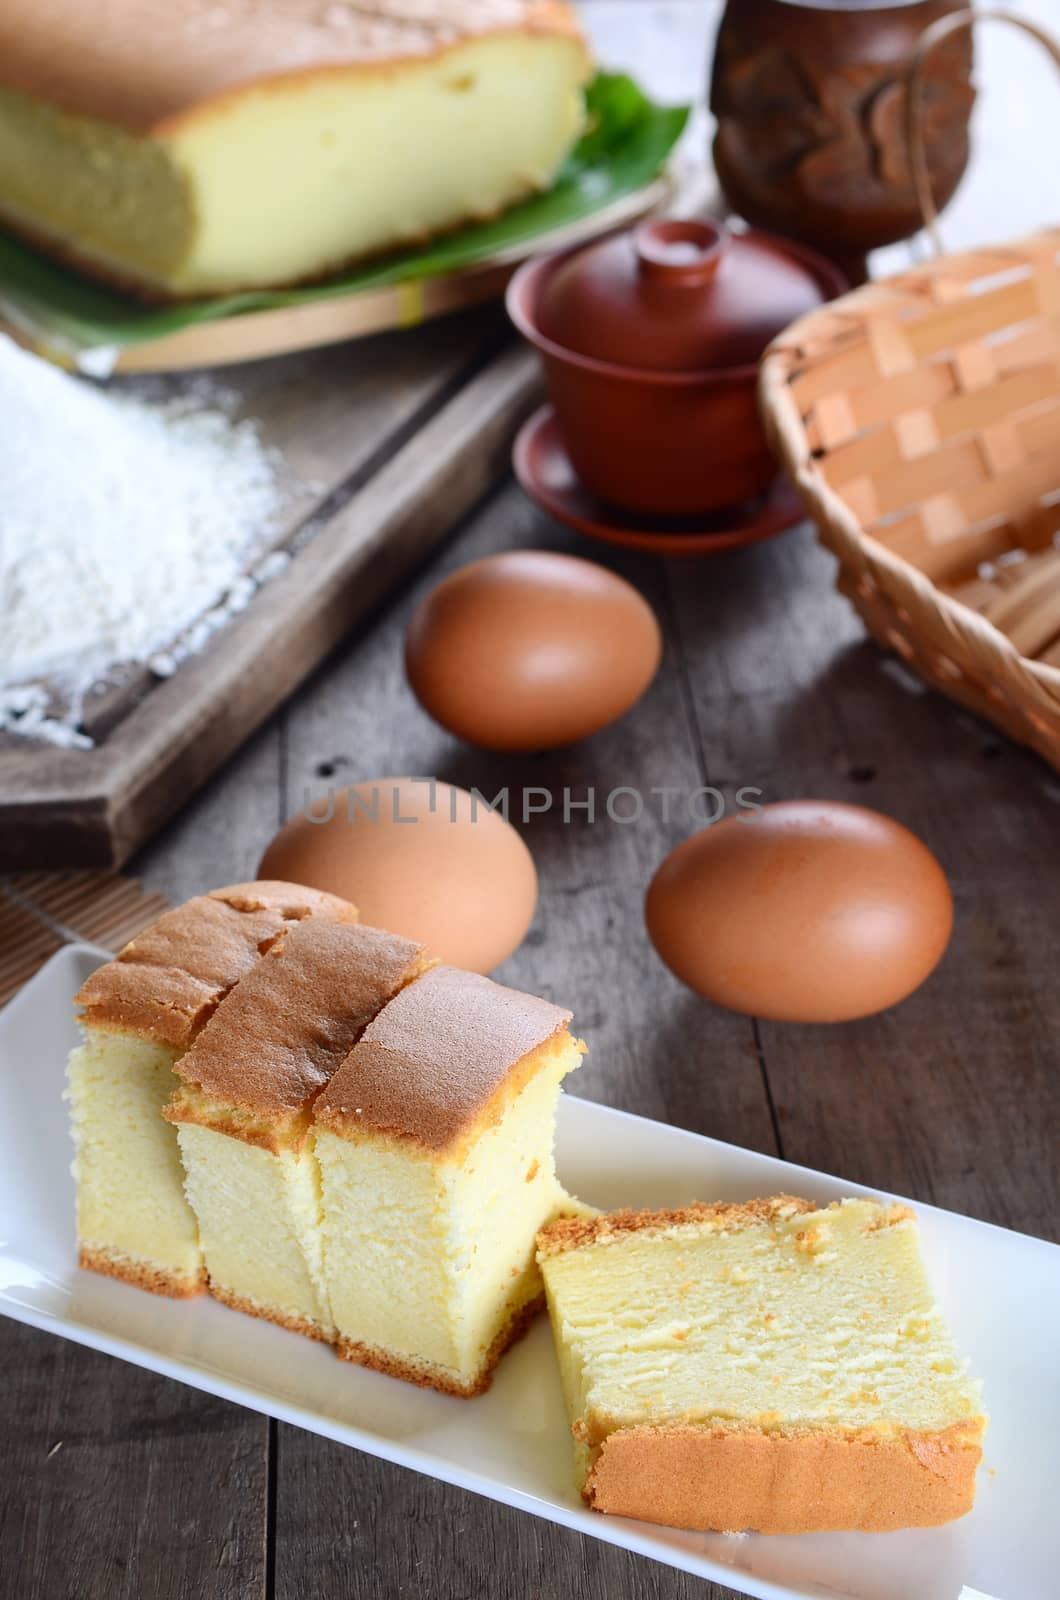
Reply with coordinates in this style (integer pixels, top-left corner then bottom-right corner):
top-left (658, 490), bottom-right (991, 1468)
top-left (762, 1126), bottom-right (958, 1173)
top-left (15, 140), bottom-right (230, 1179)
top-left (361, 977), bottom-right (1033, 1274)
top-left (535, 218), bottom-right (830, 372)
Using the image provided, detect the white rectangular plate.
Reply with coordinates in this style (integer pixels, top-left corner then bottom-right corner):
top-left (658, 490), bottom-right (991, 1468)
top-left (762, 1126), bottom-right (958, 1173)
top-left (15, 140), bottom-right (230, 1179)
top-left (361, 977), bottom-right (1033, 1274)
top-left (1, 946), bottom-right (1055, 1600)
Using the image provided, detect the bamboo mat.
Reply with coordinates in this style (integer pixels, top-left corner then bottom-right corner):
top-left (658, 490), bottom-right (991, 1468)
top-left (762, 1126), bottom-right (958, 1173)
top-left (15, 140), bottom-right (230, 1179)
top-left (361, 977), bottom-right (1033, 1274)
top-left (0, 873), bottom-right (171, 1006)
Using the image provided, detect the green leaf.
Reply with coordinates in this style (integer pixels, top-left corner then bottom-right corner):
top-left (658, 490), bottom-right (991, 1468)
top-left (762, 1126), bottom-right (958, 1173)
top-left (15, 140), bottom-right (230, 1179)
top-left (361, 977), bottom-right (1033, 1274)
top-left (0, 71), bottom-right (689, 352)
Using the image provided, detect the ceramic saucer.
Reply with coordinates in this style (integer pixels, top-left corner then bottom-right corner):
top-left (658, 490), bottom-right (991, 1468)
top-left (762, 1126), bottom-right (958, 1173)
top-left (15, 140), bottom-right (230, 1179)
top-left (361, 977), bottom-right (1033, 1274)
top-left (513, 406), bottom-right (805, 556)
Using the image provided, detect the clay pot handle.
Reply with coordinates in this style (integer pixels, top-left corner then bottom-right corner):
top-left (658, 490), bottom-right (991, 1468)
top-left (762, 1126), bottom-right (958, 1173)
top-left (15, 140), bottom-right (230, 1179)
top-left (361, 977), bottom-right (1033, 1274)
top-left (906, 7), bottom-right (1060, 257)
top-left (635, 219), bottom-right (727, 285)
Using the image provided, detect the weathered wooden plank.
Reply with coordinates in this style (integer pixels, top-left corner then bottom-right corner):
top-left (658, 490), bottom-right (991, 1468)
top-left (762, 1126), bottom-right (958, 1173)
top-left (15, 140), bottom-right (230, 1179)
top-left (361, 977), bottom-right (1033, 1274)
top-left (132, 719), bottom-right (284, 906)
top-left (273, 1437), bottom-right (736, 1600)
top-left (0, 1319), bottom-right (267, 1600)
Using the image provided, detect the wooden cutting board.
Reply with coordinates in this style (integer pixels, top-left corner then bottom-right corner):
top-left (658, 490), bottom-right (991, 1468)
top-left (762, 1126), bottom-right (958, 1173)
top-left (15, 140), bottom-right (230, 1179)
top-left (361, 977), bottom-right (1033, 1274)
top-left (1, 309), bottom-right (540, 869)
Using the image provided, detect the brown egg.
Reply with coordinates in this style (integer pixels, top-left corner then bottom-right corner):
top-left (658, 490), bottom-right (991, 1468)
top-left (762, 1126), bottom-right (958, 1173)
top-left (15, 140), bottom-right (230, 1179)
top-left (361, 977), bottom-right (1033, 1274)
top-left (259, 777), bottom-right (537, 973)
top-left (645, 801), bottom-right (953, 1023)
top-left (405, 550), bottom-right (662, 750)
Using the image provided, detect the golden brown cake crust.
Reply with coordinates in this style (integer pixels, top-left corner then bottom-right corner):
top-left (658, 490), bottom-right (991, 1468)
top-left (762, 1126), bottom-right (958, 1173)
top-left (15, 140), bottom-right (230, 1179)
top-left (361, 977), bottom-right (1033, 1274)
top-left (169, 919), bottom-right (430, 1119)
top-left (583, 1419), bottom-right (985, 1534)
top-left (74, 880), bottom-right (357, 1047)
top-left (337, 1291), bottom-right (544, 1396)
top-left (0, 0), bottom-right (586, 132)
top-left (78, 1244), bottom-right (207, 1298)
top-left (209, 1283), bottom-right (332, 1343)
top-left (537, 1195), bottom-right (818, 1258)
top-left (315, 963), bottom-right (573, 1152)
top-left (205, 881), bottom-right (356, 920)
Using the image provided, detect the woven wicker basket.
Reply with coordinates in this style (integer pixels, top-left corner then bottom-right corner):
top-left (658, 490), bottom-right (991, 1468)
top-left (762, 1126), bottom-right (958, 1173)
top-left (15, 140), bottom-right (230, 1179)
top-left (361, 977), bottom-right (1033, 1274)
top-left (760, 9), bottom-right (1060, 771)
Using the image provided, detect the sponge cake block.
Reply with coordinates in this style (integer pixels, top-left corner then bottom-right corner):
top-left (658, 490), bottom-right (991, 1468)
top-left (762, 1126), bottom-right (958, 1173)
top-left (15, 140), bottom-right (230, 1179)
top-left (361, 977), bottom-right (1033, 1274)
top-left (537, 1196), bottom-right (986, 1533)
top-left (166, 919), bottom-right (432, 1339)
top-left (314, 964), bottom-right (585, 1395)
top-left (66, 881), bottom-right (357, 1297)
top-left (0, 0), bottom-right (590, 298)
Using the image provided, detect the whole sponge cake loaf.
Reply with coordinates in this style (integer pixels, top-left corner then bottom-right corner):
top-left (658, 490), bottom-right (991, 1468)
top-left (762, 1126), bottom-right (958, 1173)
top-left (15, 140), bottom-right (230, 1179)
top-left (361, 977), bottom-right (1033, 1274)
top-left (66, 881), bottom-right (357, 1297)
top-left (314, 963), bottom-right (585, 1394)
top-left (166, 919), bottom-right (433, 1339)
top-left (0, 0), bottom-right (590, 298)
top-left (538, 1196), bottom-right (986, 1533)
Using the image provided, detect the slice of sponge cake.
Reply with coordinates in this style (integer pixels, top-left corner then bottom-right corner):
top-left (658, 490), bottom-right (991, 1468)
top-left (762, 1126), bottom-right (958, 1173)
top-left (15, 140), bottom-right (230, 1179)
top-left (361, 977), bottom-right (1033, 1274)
top-left (0, 0), bottom-right (589, 298)
top-left (166, 919), bottom-right (432, 1339)
top-left (66, 881), bottom-right (356, 1297)
top-left (313, 964), bottom-right (585, 1395)
top-left (537, 1196), bottom-right (986, 1533)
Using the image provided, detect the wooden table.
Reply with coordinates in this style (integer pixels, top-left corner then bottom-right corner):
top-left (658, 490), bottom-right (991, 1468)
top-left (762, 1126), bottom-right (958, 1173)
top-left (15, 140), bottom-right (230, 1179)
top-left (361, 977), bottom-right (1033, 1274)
top-left (3, 4), bottom-right (1058, 1597)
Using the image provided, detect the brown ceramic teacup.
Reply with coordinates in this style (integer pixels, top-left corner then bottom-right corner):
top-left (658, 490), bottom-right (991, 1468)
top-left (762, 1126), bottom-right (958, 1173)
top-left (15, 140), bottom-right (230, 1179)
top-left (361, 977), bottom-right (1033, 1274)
top-left (507, 218), bottom-right (844, 518)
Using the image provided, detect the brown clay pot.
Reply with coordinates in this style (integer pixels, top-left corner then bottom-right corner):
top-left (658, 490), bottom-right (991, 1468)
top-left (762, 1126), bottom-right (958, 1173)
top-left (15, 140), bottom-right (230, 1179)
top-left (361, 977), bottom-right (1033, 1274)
top-left (709, 0), bottom-right (976, 280)
top-left (506, 218), bottom-right (844, 518)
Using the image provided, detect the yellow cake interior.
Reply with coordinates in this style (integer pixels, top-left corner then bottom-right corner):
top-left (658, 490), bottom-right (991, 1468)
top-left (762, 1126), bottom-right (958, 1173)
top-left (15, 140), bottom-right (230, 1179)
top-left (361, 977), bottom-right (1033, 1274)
top-left (161, 919), bottom-right (434, 1339)
top-left (64, 882), bottom-right (359, 1297)
top-left (540, 1198), bottom-right (985, 1492)
top-left (66, 1027), bottom-right (203, 1294)
top-left (316, 1030), bottom-right (583, 1393)
top-left (0, 32), bottom-right (587, 297)
top-left (175, 1119), bottom-right (332, 1337)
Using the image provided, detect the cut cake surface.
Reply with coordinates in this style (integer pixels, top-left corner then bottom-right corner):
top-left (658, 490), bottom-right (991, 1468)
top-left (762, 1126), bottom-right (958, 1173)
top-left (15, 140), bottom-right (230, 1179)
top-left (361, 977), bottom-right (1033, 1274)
top-left (166, 918), bottom-right (432, 1337)
top-left (538, 1196), bottom-right (986, 1533)
top-left (315, 963), bottom-right (585, 1394)
top-left (66, 880), bottom-right (357, 1297)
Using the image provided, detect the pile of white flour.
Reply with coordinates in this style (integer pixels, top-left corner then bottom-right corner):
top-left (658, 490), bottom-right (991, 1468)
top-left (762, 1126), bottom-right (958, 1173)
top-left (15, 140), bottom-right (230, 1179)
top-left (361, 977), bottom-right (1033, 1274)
top-left (0, 334), bottom-right (285, 748)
